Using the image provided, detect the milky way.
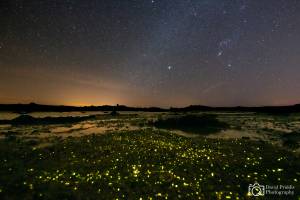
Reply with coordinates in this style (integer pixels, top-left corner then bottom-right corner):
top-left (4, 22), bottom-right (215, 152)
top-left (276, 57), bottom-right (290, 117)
top-left (0, 0), bottom-right (300, 107)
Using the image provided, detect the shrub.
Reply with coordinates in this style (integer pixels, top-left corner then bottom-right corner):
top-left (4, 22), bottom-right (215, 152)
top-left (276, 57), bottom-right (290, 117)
top-left (152, 114), bottom-right (229, 134)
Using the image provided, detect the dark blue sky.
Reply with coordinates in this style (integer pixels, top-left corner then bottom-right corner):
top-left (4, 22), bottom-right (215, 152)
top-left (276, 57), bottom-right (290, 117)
top-left (1, 0), bottom-right (300, 107)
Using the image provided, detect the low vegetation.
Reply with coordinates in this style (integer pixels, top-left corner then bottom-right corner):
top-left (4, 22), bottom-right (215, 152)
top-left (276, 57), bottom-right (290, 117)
top-left (282, 131), bottom-right (300, 149)
top-left (152, 114), bottom-right (229, 134)
top-left (0, 129), bottom-right (299, 199)
top-left (0, 115), bottom-right (97, 125)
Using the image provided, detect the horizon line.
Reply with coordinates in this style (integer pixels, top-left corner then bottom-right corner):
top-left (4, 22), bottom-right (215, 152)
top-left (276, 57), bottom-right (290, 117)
top-left (0, 102), bottom-right (299, 109)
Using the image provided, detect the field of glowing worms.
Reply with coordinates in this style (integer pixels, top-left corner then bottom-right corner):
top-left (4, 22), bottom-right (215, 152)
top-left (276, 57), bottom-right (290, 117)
top-left (0, 112), bottom-right (299, 199)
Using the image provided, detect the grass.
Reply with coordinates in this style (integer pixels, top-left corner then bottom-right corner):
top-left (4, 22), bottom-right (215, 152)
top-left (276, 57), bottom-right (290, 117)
top-left (0, 129), bottom-right (299, 199)
top-left (152, 114), bottom-right (229, 134)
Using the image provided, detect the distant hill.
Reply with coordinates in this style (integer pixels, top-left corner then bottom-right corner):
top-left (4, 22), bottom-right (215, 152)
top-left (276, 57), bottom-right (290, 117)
top-left (0, 103), bottom-right (300, 114)
top-left (0, 103), bottom-right (166, 113)
top-left (170, 104), bottom-right (300, 114)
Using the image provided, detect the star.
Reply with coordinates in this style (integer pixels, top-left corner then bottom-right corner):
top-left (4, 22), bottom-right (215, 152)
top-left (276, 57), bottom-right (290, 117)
top-left (217, 50), bottom-right (223, 57)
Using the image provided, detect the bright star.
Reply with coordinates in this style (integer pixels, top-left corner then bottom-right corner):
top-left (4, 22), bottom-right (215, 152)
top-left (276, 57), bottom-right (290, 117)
top-left (217, 51), bottom-right (223, 57)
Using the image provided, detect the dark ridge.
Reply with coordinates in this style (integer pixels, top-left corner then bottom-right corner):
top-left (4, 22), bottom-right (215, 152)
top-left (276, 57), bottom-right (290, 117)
top-left (170, 104), bottom-right (300, 114)
top-left (0, 103), bottom-right (300, 114)
top-left (0, 103), bottom-right (167, 113)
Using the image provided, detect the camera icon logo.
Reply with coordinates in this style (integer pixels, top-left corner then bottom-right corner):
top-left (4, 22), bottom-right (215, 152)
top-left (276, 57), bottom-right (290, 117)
top-left (248, 183), bottom-right (265, 196)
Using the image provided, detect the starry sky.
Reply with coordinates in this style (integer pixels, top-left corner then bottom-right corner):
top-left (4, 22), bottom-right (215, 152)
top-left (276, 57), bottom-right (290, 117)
top-left (1, 0), bottom-right (300, 107)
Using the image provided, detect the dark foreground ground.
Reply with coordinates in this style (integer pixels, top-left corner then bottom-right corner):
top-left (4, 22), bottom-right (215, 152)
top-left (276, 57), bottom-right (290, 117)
top-left (0, 128), bottom-right (299, 199)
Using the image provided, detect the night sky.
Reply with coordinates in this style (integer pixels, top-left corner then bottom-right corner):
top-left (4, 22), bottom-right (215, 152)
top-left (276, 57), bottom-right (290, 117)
top-left (1, 0), bottom-right (300, 107)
